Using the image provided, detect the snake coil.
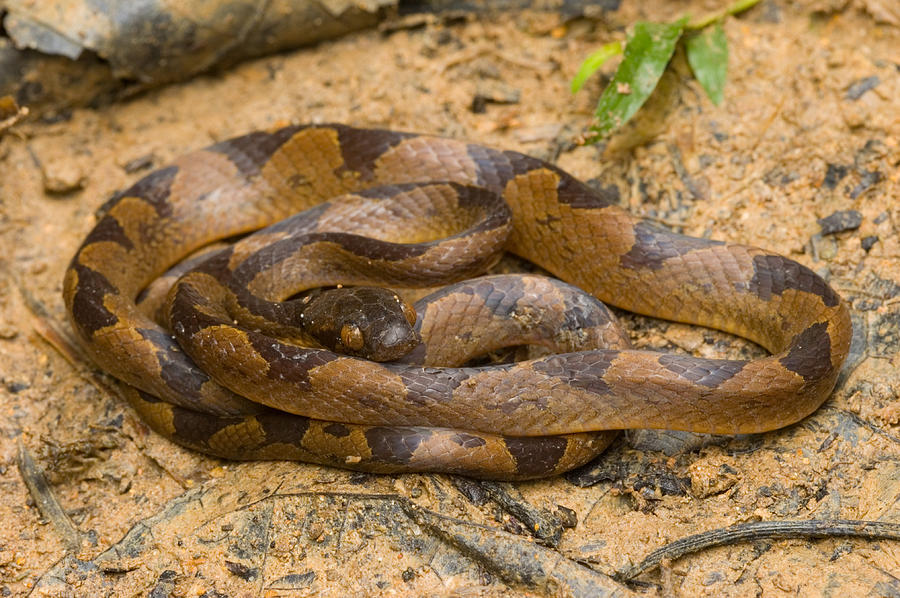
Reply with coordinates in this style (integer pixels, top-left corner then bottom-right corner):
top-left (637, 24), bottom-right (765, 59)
top-left (64, 124), bottom-right (852, 479)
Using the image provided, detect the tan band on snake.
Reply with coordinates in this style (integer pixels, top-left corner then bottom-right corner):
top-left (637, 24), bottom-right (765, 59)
top-left (63, 124), bottom-right (852, 479)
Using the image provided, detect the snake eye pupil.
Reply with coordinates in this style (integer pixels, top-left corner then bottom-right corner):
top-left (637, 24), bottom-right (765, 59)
top-left (341, 324), bottom-right (365, 351)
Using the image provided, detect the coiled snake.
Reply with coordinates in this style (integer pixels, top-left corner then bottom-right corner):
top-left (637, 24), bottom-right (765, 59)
top-left (63, 124), bottom-right (852, 479)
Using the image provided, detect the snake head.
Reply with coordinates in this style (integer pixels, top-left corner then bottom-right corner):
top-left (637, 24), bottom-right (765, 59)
top-left (298, 286), bottom-right (420, 362)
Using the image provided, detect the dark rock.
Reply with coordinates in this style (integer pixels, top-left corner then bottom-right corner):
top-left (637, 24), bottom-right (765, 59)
top-left (555, 505), bottom-right (577, 528)
top-left (224, 560), bottom-right (257, 581)
top-left (861, 235), bottom-right (878, 252)
top-left (817, 210), bottom-right (862, 235)
top-left (822, 163), bottom-right (848, 189)
top-left (849, 170), bottom-right (882, 199)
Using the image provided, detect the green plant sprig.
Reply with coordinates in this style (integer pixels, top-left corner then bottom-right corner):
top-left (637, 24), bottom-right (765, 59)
top-left (573, 0), bottom-right (761, 143)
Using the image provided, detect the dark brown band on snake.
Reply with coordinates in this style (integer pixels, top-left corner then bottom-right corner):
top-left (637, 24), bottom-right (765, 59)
top-left (63, 124), bottom-right (852, 479)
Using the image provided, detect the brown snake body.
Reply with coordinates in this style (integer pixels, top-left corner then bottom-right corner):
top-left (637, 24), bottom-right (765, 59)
top-left (63, 124), bottom-right (852, 479)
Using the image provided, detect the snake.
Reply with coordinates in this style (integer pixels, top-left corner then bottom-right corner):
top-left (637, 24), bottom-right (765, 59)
top-left (63, 124), bottom-right (852, 479)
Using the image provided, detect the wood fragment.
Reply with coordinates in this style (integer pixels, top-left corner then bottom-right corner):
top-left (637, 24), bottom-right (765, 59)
top-left (15, 439), bottom-right (84, 553)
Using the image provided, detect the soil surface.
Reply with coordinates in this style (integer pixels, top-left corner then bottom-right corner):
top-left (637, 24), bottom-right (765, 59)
top-left (1, 1), bottom-right (899, 596)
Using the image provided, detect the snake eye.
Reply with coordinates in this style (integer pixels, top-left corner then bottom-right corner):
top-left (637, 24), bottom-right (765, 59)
top-left (397, 296), bottom-right (417, 326)
top-left (340, 324), bottom-right (365, 351)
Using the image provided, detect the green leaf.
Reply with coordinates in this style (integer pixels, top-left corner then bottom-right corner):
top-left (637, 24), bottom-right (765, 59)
top-left (685, 22), bottom-right (728, 105)
top-left (588, 18), bottom-right (688, 142)
top-left (571, 42), bottom-right (623, 93)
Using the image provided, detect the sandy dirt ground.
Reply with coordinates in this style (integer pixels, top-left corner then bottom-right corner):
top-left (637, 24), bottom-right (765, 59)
top-left (1, 1), bottom-right (899, 596)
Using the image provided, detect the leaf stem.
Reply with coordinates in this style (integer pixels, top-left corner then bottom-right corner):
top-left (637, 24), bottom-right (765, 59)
top-left (688, 0), bottom-right (762, 30)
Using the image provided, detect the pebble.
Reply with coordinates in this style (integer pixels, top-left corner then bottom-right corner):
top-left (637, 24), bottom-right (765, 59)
top-left (41, 160), bottom-right (87, 194)
top-left (122, 154), bottom-right (155, 173)
top-left (470, 81), bottom-right (521, 113)
top-left (845, 75), bottom-right (880, 101)
top-left (688, 456), bottom-right (740, 498)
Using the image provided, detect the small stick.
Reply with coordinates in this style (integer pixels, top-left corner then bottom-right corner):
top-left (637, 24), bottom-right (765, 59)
top-left (16, 439), bottom-right (84, 553)
top-left (617, 519), bottom-right (900, 581)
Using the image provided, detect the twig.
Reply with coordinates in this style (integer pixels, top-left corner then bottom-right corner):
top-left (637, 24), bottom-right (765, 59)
top-left (820, 407), bottom-right (900, 446)
top-left (0, 95), bottom-right (29, 134)
top-left (402, 500), bottom-right (635, 597)
top-left (16, 439), bottom-right (85, 553)
top-left (11, 266), bottom-right (88, 367)
top-left (476, 480), bottom-right (564, 547)
top-left (617, 519), bottom-right (900, 581)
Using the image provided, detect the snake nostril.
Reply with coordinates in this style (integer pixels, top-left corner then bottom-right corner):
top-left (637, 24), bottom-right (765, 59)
top-left (380, 323), bottom-right (412, 348)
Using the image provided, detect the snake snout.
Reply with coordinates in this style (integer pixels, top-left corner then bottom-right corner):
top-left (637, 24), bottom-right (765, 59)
top-left (367, 320), bottom-right (419, 362)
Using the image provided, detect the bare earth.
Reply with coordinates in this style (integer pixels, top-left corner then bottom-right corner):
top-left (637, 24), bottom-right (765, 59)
top-left (1, 1), bottom-right (898, 596)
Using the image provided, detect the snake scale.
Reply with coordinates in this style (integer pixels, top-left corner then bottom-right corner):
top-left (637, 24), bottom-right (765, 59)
top-left (63, 124), bottom-right (852, 479)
